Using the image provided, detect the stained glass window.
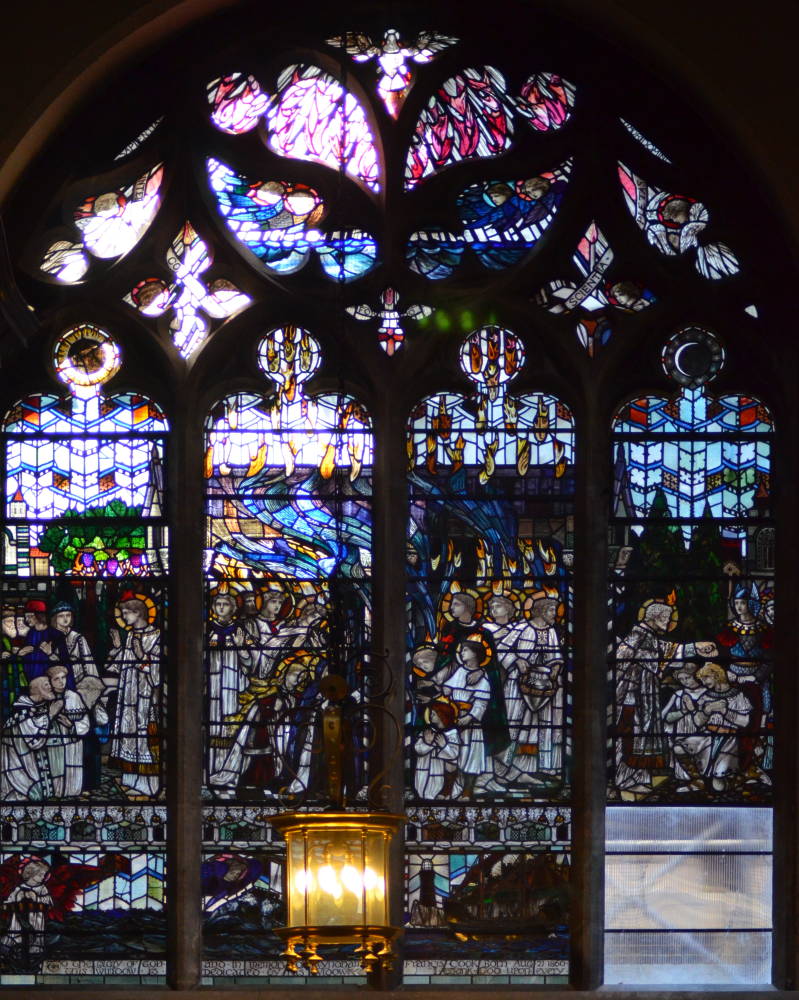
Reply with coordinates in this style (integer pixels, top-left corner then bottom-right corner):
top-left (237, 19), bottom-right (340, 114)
top-left (2, 4), bottom-right (790, 992)
top-left (606, 327), bottom-right (774, 983)
top-left (405, 326), bottom-right (574, 984)
top-left (0, 324), bottom-right (169, 985)
top-left (202, 325), bottom-right (373, 984)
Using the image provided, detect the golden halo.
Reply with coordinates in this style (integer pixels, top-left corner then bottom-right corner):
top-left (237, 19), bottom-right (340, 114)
top-left (255, 584), bottom-right (294, 619)
top-left (637, 597), bottom-right (679, 631)
top-left (53, 324), bottom-right (121, 391)
top-left (115, 592), bottom-right (157, 628)
top-left (484, 588), bottom-right (522, 619)
top-left (438, 587), bottom-right (483, 623)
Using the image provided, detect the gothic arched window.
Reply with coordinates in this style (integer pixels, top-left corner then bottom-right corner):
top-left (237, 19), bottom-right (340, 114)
top-left (0, 2), bottom-right (793, 994)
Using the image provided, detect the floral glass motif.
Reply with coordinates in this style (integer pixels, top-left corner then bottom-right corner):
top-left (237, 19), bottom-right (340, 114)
top-left (609, 329), bottom-right (774, 806)
top-left (405, 326), bottom-right (574, 982)
top-left (125, 222), bottom-right (251, 359)
top-left (326, 29), bottom-right (458, 118)
top-left (346, 287), bottom-right (432, 356)
top-left (536, 222), bottom-right (655, 356)
top-left (408, 165), bottom-right (571, 279)
top-left (0, 326), bottom-right (169, 983)
top-left (207, 158), bottom-right (377, 281)
top-left (619, 118), bottom-right (671, 163)
top-left (618, 163), bottom-right (740, 279)
top-left (204, 325), bottom-right (373, 799)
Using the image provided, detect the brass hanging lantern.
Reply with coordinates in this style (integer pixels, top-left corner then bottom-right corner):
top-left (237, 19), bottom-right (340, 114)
top-left (270, 810), bottom-right (404, 974)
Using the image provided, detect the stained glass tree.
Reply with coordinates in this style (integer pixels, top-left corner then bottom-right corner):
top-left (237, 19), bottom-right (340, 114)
top-left (0, 324), bottom-right (168, 984)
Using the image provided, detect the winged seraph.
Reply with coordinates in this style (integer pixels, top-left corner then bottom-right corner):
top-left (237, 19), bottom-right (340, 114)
top-left (618, 162), bottom-right (740, 279)
top-left (346, 287), bottom-right (432, 355)
top-left (327, 28), bottom-right (458, 117)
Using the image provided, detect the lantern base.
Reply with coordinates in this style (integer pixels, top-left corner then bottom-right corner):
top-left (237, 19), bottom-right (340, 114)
top-left (275, 924), bottom-right (403, 975)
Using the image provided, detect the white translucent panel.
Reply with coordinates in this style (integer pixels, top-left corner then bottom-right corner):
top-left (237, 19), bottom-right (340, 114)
top-left (606, 853), bottom-right (771, 930)
top-left (606, 806), bottom-right (772, 853)
top-left (605, 930), bottom-right (771, 985)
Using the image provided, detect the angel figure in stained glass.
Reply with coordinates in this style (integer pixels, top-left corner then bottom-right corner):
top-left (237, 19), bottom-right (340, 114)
top-left (0, 854), bottom-right (127, 972)
top-left (106, 596), bottom-right (161, 798)
top-left (327, 28), bottom-right (457, 118)
top-left (618, 163), bottom-right (740, 279)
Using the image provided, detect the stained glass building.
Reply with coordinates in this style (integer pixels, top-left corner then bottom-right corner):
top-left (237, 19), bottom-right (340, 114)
top-left (0, 1), bottom-right (796, 998)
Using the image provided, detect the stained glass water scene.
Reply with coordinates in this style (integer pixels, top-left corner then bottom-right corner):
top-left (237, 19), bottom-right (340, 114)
top-left (208, 158), bottom-right (377, 281)
top-left (408, 166), bottom-right (571, 279)
top-left (204, 326), bottom-right (372, 803)
top-left (536, 222), bottom-right (655, 356)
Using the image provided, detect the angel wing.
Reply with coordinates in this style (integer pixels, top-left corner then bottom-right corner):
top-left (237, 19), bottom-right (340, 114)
top-left (326, 32), bottom-right (381, 60)
top-left (73, 164), bottom-right (164, 260)
top-left (346, 303), bottom-right (377, 321)
top-left (47, 853), bottom-right (130, 920)
top-left (696, 241), bottom-right (740, 279)
top-left (0, 856), bottom-right (23, 902)
top-left (409, 31), bottom-right (459, 62)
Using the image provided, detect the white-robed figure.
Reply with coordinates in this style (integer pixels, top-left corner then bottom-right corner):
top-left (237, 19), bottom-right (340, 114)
top-left (45, 663), bottom-right (90, 797)
top-left (206, 593), bottom-right (255, 774)
top-left (0, 858), bottom-right (51, 961)
top-left (209, 659), bottom-right (314, 796)
top-left (413, 699), bottom-right (462, 799)
top-left (614, 598), bottom-right (715, 797)
top-left (694, 661), bottom-right (753, 792)
top-left (662, 661), bottom-right (713, 791)
top-left (0, 676), bottom-right (60, 800)
top-left (107, 596), bottom-right (161, 797)
top-left (48, 603), bottom-right (103, 704)
top-left (441, 639), bottom-right (490, 796)
top-left (496, 590), bottom-right (565, 783)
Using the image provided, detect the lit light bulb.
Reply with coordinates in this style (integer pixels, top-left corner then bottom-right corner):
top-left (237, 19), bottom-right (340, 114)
top-left (363, 866), bottom-right (384, 898)
top-left (294, 868), bottom-right (314, 894)
top-left (340, 863), bottom-right (363, 896)
top-left (317, 863), bottom-right (342, 899)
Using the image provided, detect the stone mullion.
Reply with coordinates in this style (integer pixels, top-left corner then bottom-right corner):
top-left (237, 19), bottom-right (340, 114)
top-left (367, 393), bottom-right (411, 989)
top-left (569, 389), bottom-right (610, 990)
top-left (165, 385), bottom-right (205, 990)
